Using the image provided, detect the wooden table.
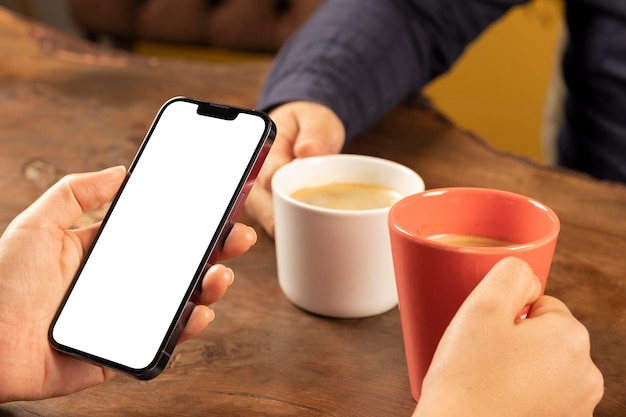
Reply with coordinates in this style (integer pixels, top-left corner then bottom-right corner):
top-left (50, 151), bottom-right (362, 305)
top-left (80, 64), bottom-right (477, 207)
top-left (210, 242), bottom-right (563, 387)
top-left (1, 8), bottom-right (625, 417)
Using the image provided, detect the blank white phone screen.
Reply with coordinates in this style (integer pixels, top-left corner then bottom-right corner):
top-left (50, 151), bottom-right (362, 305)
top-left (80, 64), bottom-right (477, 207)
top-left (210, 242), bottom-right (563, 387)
top-left (52, 100), bottom-right (266, 370)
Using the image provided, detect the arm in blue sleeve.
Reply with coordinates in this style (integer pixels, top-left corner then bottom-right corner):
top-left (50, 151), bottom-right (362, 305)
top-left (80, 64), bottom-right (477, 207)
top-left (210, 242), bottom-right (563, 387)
top-left (558, 0), bottom-right (626, 182)
top-left (257, 0), bottom-right (527, 140)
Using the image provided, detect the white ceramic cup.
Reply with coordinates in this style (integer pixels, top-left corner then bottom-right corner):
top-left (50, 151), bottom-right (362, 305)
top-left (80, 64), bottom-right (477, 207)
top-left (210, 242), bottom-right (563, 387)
top-left (271, 154), bottom-right (425, 318)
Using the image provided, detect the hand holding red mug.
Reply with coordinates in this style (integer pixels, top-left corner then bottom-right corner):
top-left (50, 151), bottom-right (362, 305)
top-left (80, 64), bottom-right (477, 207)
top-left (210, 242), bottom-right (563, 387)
top-left (413, 257), bottom-right (604, 417)
top-left (389, 187), bottom-right (561, 399)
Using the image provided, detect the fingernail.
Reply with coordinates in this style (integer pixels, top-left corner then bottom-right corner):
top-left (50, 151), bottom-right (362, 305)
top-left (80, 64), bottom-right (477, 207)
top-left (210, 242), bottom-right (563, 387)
top-left (208, 308), bottom-right (216, 322)
top-left (225, 267), bottom-right (235, 286)
top-left (248, 226), bottom-right (258, 245)
top-left (102, 165), bottom-right (126, 174)
top-left (534, 275), bottom-right (543, 294)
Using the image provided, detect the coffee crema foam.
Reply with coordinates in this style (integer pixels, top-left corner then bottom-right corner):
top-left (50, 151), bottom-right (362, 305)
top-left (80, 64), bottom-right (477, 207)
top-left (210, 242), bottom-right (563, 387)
top-left (290, 182), bottom-right (403, 210)
top-left (427, 233), bottom-right (516, 247)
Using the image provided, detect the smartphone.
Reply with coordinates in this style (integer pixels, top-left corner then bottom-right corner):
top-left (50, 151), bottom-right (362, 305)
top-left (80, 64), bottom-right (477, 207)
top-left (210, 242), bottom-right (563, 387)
top-left (49, 97), bottom-right (275, 379)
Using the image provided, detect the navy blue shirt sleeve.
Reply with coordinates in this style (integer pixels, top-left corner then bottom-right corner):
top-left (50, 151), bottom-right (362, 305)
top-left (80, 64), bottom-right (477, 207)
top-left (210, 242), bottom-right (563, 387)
top-left (558, 0), bottom-right (626, 181)
top-left (257, 0), bottom-right (526, 140)
top-left (258, 0), bottom-right (626, 183)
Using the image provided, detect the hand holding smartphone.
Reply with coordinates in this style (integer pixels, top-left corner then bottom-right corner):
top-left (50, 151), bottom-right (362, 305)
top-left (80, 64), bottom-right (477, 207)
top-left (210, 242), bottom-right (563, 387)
top-left (49, 97), bottom-right (275, 379)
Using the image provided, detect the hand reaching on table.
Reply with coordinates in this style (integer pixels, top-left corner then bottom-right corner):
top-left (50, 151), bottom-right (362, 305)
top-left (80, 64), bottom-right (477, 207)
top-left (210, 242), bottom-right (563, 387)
top-left (413, 257), bottom-right (604, 417)
top-left (245, 101), bottom-right (345, 237)
top-left (0, 166), bottom-right (257, 403)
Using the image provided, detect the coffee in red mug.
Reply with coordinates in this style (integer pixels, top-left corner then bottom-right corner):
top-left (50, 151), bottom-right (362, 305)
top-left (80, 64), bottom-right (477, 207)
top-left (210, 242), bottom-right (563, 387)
top-left (387, 187), bottom-right (560, 400)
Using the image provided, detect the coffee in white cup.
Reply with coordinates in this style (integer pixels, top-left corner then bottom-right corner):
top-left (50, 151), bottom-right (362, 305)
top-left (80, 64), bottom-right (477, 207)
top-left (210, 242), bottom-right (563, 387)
top-left (272, 154), bottom-right (425, 318)
top-left (290, 182), bottom-right (403, 210)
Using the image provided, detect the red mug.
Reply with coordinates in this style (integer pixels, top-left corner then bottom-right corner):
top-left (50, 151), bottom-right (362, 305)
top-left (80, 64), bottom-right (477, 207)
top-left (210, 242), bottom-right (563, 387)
top-left (387, 187), bottom-right (560, 400)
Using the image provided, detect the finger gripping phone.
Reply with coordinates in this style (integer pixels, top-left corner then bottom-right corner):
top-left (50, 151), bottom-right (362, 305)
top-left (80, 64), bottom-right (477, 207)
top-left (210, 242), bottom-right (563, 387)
top-left (49, 97), bottom-right (275, 379)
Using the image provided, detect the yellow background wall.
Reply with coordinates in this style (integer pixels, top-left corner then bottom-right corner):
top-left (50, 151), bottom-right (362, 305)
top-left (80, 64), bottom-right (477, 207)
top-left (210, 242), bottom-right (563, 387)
top-left (423, 0), bottom-right (564, 162)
